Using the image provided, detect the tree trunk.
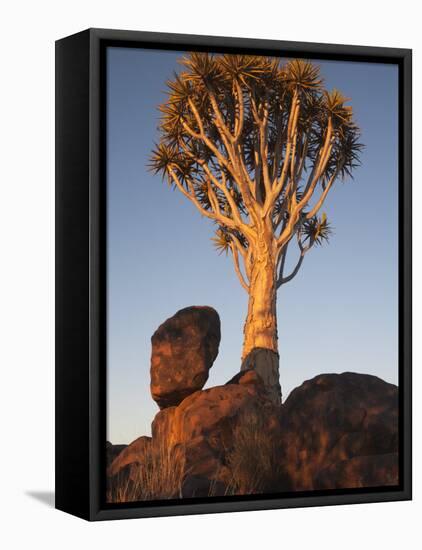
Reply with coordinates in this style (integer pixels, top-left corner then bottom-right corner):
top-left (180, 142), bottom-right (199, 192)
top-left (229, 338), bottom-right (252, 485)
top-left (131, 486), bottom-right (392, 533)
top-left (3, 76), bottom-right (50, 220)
top-left (242, 254), bottom-right (278, 357)
top-left (241, 242), bottom-right (282, 404)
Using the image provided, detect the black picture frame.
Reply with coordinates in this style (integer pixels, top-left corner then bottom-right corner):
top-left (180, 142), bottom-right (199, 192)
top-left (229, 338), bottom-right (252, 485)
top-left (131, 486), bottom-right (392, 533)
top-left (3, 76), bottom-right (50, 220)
top-left (55, 28), bottom-right (412, 521)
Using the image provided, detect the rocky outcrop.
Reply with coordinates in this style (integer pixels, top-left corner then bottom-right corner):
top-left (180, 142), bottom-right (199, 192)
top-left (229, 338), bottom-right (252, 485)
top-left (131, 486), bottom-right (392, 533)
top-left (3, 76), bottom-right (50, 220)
top-left (150, 306), bottom-right (221, 409)
top-left (106, 441), bottom-right (127, 467)
top-left (153, 376), bottom-right (273, 447)
top-left (107, 306), bottom-right (399, 502)
top-left (108, 436), bottom-right (152, 480)
top-left (281, 372), bottom-right (398, 490)
top-left (314, 453), bottom-right (399, 489)
top-left (151, 370), bottom-right (283, 497)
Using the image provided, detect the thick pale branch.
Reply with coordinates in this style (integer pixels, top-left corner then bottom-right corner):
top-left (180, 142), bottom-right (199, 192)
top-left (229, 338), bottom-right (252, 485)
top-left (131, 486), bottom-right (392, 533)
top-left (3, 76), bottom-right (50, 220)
top-left (207, 87), bottom-right (235, 143)
top-left (297, 141), bottom-right (333, 210)
top-left (235, 142), bottom-right (256, 197)
top-left (271, 120), bottom-right (285, 182)
top-left (264, 94), bottom-right (300, 216)
top-left (306, 167), bottom-right (339, 219)
top-left (259, 99), bottom-right (272, 200)
top-left (248, 89), bottom-right (260, 125)
top-left (233, 80), bottom-right (245, 142)
top-left (277, 251), bottom-right (305, 287)
top-left (183, 100), bottom-right (232, 175)
top-left (273, 206), bottom-right (287, 234)
top-left (276, 118), bottom-right (334, 250)
top-left (200, 161), bottom-right (244, 228)
top-left (277, 236), bottom-right (311, 288)
top-left (230, 232), bottom-right (247, 259)
top-left (230, 242), bottom-right (249, 292)
top-left (203, 162), bottom-right (256, 241)
top-left (289, 129), bottom-right (299, 200)
top-left (295, 135), bottom-right (309, 182)
top-left (276, 240), bottom-right (289, 281)
top-left (205, 178), bottom-right (221, 215)
top-left (300, 118), bottom-right (334, 202)
top-left (244, 246), bottom-right (253, 280)
top-left (186, 97), bottom-right (260, 223)
top-left (168, 166), bottom-right (237, 230)
top-left (253, 134), bottom-right (263, 203)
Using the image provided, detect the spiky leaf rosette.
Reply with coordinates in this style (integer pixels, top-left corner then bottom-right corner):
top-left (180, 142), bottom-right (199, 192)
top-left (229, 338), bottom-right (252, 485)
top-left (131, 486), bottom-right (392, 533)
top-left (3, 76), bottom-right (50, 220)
top-left (301, 213), bottom-right (333, 246)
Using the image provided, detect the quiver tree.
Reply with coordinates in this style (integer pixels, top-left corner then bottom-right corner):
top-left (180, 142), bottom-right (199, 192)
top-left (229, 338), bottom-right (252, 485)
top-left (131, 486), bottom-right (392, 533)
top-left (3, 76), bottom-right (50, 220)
top-left (150, 53), bottom-right (362, 403)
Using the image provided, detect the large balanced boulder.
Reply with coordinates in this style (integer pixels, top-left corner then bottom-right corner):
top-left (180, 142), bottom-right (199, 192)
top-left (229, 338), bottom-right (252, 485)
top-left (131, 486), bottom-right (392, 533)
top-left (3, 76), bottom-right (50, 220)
top-left (150, 306), bottom-right (221, 409)
top-left (280, 372), bottom-right (398, 490)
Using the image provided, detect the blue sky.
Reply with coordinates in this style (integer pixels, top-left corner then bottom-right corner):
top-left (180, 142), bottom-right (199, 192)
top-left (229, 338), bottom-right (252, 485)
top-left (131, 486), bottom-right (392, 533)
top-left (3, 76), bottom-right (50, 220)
top-left (106, 47), bottom-right (398, 444)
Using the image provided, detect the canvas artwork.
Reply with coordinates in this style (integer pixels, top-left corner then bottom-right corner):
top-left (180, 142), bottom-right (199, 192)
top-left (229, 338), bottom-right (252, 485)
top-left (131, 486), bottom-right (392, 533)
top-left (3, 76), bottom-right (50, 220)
top-left (105, 48), bottom-right (399, 504)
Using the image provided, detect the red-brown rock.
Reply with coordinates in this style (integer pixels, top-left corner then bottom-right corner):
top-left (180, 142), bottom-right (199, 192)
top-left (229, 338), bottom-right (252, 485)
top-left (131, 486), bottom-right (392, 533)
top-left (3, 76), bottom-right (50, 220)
top-left (107, 355), bottom-right (400, 501)
top-left (151, 373), bottom-right (283, 497)
top-left (281, 372), bottom-right (398, 490)
top-left (150, 306), bottom-right (221, 409)
top-left (158, 381), bottom-right (276, 448)
top-left (108, 435), bottom-right (152, 480)
top-left (314, 453), bottom-right (399, 489)
top-left (106, 441), bottom-right (127, 467)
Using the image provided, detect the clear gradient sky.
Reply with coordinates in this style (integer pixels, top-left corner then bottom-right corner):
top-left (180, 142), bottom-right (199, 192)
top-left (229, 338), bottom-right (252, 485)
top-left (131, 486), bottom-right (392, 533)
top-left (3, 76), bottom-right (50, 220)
top-left (106, 47), bottom-right (398, 444)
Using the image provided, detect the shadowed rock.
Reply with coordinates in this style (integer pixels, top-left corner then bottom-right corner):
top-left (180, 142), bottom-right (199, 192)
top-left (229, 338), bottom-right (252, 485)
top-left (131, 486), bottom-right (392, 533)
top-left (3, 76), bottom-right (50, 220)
top-left (150, 306), bottom-right (221, 409)
top-left (314, 453), bottom-right (399, 489)
top-left (153, 377), bottom-right (279, 449)
top-left (241, 347), bottom-right (282, 405)
top-left (106, 441), bottom-right (127, 467)
top-left (226, 368), bottom-right (263, 387)
top-left (151, 372), bottom-right (283, 497)
top-left (280, 372), bottom-right (398, 490)
top-left (108, 436), bottom-right (152, 480)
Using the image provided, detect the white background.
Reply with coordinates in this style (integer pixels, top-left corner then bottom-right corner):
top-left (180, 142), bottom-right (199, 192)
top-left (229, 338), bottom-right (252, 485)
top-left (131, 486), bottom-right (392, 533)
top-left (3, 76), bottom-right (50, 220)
top-left (0, 1), bottom-right (419, 548)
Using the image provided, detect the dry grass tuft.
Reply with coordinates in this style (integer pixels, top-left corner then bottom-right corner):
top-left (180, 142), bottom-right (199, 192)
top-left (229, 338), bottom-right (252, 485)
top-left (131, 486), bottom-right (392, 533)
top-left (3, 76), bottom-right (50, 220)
top-left (108, 408), bottom-right (287, 502)
top-left (224, 409), bottom-right (285, 495)
top-left (108, 438), bottom-right (185, 503)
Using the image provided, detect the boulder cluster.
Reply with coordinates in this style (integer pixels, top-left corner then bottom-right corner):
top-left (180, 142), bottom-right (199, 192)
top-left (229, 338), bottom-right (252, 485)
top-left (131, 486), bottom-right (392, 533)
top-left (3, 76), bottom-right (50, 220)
top-left (106, 306), bottom-right (398, 501)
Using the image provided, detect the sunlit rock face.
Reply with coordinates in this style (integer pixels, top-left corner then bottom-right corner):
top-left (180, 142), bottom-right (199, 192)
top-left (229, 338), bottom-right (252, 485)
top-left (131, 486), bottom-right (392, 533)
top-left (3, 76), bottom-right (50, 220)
top-left (151, 370), bottom-right (284, 498)
top-left (150, 306), bottom-right (221, 409)
top-left (280, 372), bottom-right (399, 490)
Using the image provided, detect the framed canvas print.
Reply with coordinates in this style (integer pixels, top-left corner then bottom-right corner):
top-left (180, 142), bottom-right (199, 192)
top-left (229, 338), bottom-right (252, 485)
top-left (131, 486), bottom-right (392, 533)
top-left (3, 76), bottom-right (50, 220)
top-left (55, 28), bottom-right (412, 521)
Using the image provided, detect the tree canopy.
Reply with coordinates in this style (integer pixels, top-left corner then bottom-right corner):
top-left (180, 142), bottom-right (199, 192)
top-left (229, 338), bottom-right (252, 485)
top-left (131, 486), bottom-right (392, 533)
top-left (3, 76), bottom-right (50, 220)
top-left (150, 53), bottom-right (362, 291)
